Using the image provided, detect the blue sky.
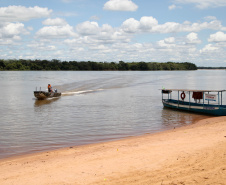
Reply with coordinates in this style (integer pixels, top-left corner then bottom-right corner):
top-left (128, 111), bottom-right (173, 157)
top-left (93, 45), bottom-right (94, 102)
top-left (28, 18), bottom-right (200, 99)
top-left (0, 0), bottom-right (226, 66)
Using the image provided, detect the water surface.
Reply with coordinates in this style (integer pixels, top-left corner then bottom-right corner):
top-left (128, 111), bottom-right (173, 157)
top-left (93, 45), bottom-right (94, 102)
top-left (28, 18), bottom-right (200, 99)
top-left (1, 70), bottom-right (224, 159)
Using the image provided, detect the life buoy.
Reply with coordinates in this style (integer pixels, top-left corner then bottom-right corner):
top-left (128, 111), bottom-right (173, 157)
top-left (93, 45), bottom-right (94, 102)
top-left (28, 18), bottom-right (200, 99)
top-left (181, 92), bottom-right (186, 100)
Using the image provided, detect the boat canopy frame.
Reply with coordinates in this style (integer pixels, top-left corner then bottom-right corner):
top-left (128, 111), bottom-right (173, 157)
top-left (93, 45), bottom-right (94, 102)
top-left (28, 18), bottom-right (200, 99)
top-left (161, 89), bottom-right (226, 107)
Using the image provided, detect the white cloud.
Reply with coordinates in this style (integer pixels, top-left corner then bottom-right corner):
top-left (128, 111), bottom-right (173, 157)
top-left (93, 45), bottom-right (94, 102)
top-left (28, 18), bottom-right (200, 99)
top-left (121, 16), bottom-right (223, 34)
top-left (32, 16), bottom-right (225, 64)
top-left (174, 0), bottom-right (226, 9)
top-left (36, 24), bottom-right (76, 39)
top-left (153, 22), bottom-right (181, 33)
top-left (157, 38), bottom-right (176, 49)
top-left (200, 44), bottom-right (219, 53)
top-left (76, 21), bottom-right (100, 35)
top-left (186, 32), bottom-right (201, 44)
top-left (139, 16), bottom-right (158, 30)
top-left (208, 31), bottom-right (226, 42)
top-left (103, 0), bottom-right (138, 11)
top-left (0, 22), bottom-right (29, 45)
top-left (165, 37), bottom-right (175, 44)
top-left (1, 23), bottom-right (27, 37)
top-left (74, 21), bottom-right (131, 45)
top-left (0, 6), bottom-right (52, 22)
top-left (157, 40), bottom-right (170, 48)
top-left (42, 18), bottom-right (67, 26)
top-left (121, 18), bottom-right (140, 33)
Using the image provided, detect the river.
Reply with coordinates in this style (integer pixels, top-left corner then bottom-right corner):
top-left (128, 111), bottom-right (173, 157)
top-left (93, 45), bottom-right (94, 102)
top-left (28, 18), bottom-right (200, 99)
top-left (1, 70), bottom-right (224, 159)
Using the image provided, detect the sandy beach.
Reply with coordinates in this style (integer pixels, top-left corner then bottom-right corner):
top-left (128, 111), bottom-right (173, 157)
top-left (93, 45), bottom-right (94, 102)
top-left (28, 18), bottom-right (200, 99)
top-left (0, 116), bottom-right (226, 185)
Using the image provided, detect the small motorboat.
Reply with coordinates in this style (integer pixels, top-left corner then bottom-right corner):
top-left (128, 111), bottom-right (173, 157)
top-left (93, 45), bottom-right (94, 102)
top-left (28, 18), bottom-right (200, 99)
top-left (34, 88), bottom-right (61, 100)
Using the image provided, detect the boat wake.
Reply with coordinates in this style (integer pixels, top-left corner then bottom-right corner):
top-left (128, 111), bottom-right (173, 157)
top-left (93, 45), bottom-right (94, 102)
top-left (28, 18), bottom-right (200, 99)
top-left (53, 76), bottom-right (133, 97)
top-left (61, 89), bottom-right (104, 96)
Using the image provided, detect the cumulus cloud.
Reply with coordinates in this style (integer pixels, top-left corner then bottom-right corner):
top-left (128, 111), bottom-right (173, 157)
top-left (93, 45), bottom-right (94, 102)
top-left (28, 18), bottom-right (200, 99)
top-left (0, 6), bottom-right (52, 22)
top-left (0, 23), bottom-right (27, 37)
top-left (200, 44), bottom-right (219, 53)
top-left (103, 0), bottom-right (138, 11)
top-left (55, 17), bottom-right (226, 64)
top-left (0, 22), bottom-right (29, 45)
top-left (186, 32), bottom-right (201, 44)
top-left (121, 16), bottom-right (223, 34)
top-left (208, 31), bottom-right (226, 42)
top-left (121, 16), bottom-right (159, 33)
top-left (173, 0), bottom-right (226, 9)
top-left (157, 37), bottom-right (176, 49)
top-left (36, 24), bottom-right (76, 39)
top-left (74, 21), bottom-right (131, 45)
top-left (139, 16), bottom-right (158, 30)
top-left (76, 21), bottom-right (100, 35)
top-left (121, 18), bottom-right (140, 33)
top-left (42, 18), bottom-right (67, 26)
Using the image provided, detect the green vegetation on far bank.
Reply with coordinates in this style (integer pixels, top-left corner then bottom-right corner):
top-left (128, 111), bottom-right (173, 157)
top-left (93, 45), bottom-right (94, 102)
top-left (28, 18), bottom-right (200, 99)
top-left (197, 67), bottom-right (226, 70)
top-left (0, 59), bottom-right (197, 71)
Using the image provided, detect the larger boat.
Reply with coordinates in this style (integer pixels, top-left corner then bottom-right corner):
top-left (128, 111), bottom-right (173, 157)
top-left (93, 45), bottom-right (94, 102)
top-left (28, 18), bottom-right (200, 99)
top-left (161, 89), bottom-right (226, 116)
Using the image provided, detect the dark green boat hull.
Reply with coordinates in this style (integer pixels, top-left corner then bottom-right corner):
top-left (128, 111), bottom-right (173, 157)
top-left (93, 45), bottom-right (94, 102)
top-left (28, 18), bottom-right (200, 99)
top-left (34, 91), bottom-right (61, 100)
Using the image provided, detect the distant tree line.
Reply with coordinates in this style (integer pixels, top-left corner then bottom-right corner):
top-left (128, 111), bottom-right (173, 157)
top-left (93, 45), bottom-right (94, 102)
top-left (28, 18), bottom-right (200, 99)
top-left (0, 59), bottom-right (197, 71)
top-left (198, 67), bottom-right (226, 69)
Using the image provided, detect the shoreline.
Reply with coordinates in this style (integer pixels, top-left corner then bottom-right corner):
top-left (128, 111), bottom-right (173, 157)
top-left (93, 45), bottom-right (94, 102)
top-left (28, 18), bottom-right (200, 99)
top-left (1, 116), bottom-right (226, 184)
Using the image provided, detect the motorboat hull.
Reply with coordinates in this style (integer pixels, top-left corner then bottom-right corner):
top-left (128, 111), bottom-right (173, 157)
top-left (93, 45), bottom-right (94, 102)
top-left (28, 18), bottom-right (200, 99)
top-left (34, 91), bottom-right (61, 100)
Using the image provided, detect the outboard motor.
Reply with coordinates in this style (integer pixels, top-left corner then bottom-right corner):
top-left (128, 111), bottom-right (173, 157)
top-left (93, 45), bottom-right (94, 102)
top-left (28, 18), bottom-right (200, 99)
top-left (54, 89), bottom-right (57, 93)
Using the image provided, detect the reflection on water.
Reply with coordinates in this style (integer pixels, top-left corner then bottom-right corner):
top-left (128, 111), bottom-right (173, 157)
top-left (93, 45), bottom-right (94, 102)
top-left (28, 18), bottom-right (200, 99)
top-left (161, 108), bottom-right (210, 129)
top-left (0, 70), bottom-right (224, 159)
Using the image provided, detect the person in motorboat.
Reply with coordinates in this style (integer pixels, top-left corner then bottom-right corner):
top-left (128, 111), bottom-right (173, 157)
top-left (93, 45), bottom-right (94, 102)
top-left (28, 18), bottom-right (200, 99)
top-left (48, 84), bottom-right (52, 92)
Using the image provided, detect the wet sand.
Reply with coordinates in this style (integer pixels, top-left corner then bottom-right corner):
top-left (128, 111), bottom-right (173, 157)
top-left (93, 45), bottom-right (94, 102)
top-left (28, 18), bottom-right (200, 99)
top-left (0, 116), bottom-right (226, 185)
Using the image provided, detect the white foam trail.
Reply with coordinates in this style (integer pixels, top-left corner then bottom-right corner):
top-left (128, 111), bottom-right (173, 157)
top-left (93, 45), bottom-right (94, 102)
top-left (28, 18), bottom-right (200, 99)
top-left (62, 89), bottom-right (104, 96)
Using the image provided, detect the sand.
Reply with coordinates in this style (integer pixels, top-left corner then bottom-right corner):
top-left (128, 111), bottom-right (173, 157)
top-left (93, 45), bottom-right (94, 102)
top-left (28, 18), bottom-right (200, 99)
top-left (0, 116), bottom-right (226, 185)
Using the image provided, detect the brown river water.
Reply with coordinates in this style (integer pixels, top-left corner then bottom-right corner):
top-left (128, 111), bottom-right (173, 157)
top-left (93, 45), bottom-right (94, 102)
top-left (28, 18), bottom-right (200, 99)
top-left (1, 70), bottom-right (225, 159)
